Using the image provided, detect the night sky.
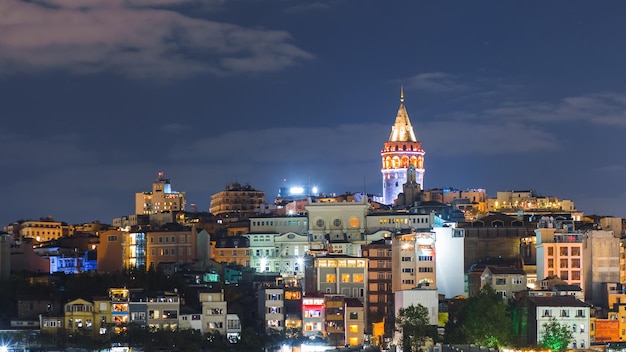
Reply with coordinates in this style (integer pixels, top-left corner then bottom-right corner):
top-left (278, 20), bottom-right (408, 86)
top-left (2, 0), bottom-right (625, 225)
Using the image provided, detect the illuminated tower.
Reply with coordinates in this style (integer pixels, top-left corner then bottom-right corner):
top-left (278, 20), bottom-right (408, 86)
top-left (381, 88), bottom-right (425, 205)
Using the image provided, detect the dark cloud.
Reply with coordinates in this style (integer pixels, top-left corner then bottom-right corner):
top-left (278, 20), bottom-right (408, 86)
top-left (0, 0), bottom-right (312, 79)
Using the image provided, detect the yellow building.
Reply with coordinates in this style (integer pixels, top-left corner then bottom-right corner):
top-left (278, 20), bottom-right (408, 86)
top-left (211, 236), bottom-right (250, 266)
top-left (210, 182), bottom-right (265, 217)
top-left (345, 298), bottom-right (365, 346)
top-left (64, 298), bottom-right (95, 335)
top-left (93, 296), bottom-right (112, 335)
top-left (19, 218), bottom-right (71, 242)
top-left (135, 172), bottom-right (186, 215)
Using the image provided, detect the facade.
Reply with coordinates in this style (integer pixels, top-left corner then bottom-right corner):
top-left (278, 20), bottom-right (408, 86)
top-left (393, 287), bottom-right (439, 349)
top-left (325, 294), bottom-right (346, 346)
top-left (306, 199), bottom-right (371, 243)
top-left (528, 295), bottom-right (591, 349)
top-left (226, 314), bottom-right (242, 343)
top-left (489, 190), bottom-right (576, 214)
top-left (19, 219), bottom-right (70, 242)
top-left (433, 225), bottom-right (465, 298)
top-left (536, 225), bottom-right (585, 296)
top-left (101, 226), bottom-right (209, 270)
top-left (480, 266), bottom-right (527, 300)
top-left (259, 287), bottom-right (285, 333)
top-left (64, 298), bottom-right (95, 334)
top-left (362, 239), bottom-right (393, 330)
top-left (345, 298), bottom-right (366, 346)
top-left (200, 289), bottom-right (228, 335)
top-left (366, 212), bottom-right (433, 234)
top-left (92, 296), bottom-right (112, 335)
top-left (209, 182), bottom-right (265, 217)
top-left (211, 236), bottom-right (250, 267)
top-left (143, 291), bottom-right (180, 331)
top-left (179, 309), bottom-right (202, 331)
top-left (381, 89), bottom-right (425, 205)
top-left (584, 229), bottom-right (620, 306)
top-left (392, 231), bottom-right (436, 292)
top-left (302, 296), bottom-right (324, 338)
top-left (135, 172), bottom-right (186, 215)
top-left (313, 255), bottom-right (367, 303)
top-left (284, 283), bottom-right (303, 334)
top-left (246, 232), bottom-right (309, 276)
top-left (249, 215), bottom-right (308, 234)
top-left (97, 230), bottom-right (125, 272)
top-left (110, 288), bottom-right (130, 332)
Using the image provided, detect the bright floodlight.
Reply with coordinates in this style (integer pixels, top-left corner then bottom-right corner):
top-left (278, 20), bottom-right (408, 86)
top-left (289, 187), bottom-right (304, 195)
top-left (311, 186), bottom-right (318, 194)
top-left (0, 345), bottom-right (8, 352)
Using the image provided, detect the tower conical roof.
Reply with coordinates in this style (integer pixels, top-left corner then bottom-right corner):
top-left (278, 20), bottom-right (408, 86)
top-left (388, 87), bottom-right (418, 142)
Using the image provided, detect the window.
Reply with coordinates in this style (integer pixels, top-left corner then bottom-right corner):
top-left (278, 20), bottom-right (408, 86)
top-left (543, 309), bottom-right (552, 317)
top-left (495, 278), bottom-right (506, 285)
top-left (107, 235), bottom-right (118, 242)
top-left (341, 274), bottom-right (351, 283)
top-left (512, 277), bottom-right (523, 285)
top-left (418, 256), bottom-right (433, 261)
top-left (326, 274), bottom-right (336, 283)
top-left (401, 256), bottom-right (412, 262)
top-left (418, 267), bottom-right (433, 273)
top-left (353, 274), bottom-right (364, 283)
top-left (402, 268), bottom-right (414, 273)
top-left (561, 309), bottom-right (569, 317)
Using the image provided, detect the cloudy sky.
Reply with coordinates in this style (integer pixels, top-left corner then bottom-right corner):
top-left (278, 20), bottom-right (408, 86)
top-left (2, 0), bottom-right (625, 224)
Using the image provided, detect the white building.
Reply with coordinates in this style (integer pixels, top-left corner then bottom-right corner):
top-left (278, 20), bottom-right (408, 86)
top-left (529, 295), bottom-right (590, 349)
top-left (246, 232), bottom-right (310, 276)
top-left (226, 314), bottom-right (241, 343)
top-left (433, 224), bottom-right (465, 298)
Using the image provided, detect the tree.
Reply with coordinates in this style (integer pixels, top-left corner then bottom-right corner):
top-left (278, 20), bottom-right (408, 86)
top-left (396, 304), bottom-right (437, 352)
top-left (539, 317), bottom-right (573, 352)
top-left (444, 285), bottom-right (512, 348)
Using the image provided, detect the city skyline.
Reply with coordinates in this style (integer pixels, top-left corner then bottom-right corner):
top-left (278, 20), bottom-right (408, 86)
top-left (1, 1), bottom-right (626, 224)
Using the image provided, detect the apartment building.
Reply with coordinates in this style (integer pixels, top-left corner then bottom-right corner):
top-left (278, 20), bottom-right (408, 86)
top-left (528, 295), bottom-right (591, 349)
top-left (135, 172), bottom-right (186, 215)
top-left (209, 182), bottom-right (265, 217)
top-left (312, 255), bottom-right (368, 304)
top-left (302, 296), bottom-right (324, 338)
top-left (200, 289), bottom-right (228, 335)
top-left (392, 231), bottom-right (436, 292)
top-left (211, 236), bottom-right (250, 266)
top-left (536, 225), bottom-right (584, 292)
top-left (481, 266), bottom-right (527, 300)
top-left (246, 232), bottom-right (309, 276)
top-left (258, 287), bottom-right (285, 333)
top-left (345, 298), bottom-right (365, 346)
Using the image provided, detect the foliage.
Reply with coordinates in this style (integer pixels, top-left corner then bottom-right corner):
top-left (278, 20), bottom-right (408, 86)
top-left (396, 304), bottom-right (438, 352)
top-left (444, 285), bottom-right (512, 349)
top-left (539, 317), bottom-right (573, 352)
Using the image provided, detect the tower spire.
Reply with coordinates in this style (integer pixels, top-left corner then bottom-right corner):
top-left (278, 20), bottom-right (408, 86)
top-left (400, 85), bottom-right (404, 103)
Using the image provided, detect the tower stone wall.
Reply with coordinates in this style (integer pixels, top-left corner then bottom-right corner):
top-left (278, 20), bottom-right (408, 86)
top-left (381, 89), bottom-right (425, 205)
